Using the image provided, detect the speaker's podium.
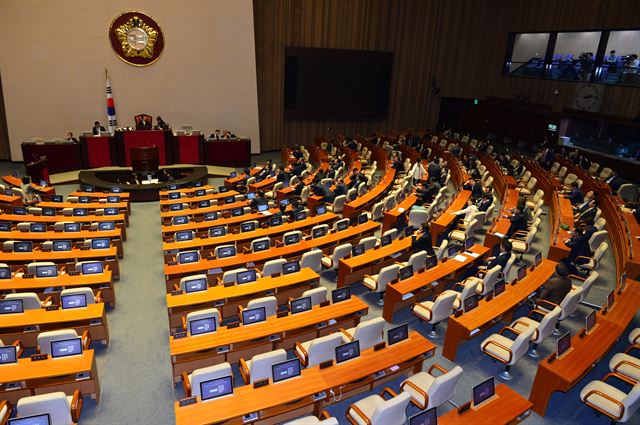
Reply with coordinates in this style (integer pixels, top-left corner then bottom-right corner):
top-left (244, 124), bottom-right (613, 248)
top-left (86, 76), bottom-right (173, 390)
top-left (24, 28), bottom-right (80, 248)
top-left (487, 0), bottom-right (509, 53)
top-left (25, 155), bottom-right (49, 185)
top-left (131, 146), bottom-right (159, 173)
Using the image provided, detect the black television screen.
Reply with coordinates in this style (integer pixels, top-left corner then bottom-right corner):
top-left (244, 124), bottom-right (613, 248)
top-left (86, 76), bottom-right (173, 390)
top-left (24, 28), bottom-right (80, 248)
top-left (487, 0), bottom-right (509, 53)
top-left (284, 47), bottom-right (393, 120)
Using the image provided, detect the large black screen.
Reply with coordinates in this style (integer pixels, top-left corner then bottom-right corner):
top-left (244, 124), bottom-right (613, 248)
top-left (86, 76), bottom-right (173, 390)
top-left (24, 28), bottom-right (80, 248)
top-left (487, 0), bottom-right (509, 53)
top-left (284, 47), bottom-right (393, 120)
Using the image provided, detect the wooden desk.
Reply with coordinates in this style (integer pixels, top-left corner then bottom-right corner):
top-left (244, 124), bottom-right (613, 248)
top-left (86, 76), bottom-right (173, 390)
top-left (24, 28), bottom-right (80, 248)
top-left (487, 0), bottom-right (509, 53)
top-left (0, 269), bottom-right (115, 307)
top-left (174, 331), bottom-right (434, 425)
top-left (484, 188), bottom-right (519, 249)
top-left (166, 268), bottom-right (320, 330)
top-left (2, 176), bottom-right (55, 195)
top-left (0, 213), bottom-right (128, 240)
top-left (382, 194), bottom-right (417, 233)
top-left (37, 201), bottom-right (129, 218)
top-left (159, 185), bottom-right (217, 199)
top-left (160, 200), bottom-right (249, 220)
top-left (383, 245), bottom-right (490, 321)
top-left (439, 384), bottom-right (531, 425)
top-left (159, 191), bottom-right (240, 207)
top-left (342, 168), bottom-right (396, 219)
top-left (0, 303), bottom-right (109, 348)
top-left (224, 169), bottom-right (261, 189)
top-left (169, 296), bottom-right (368, 383)
top-left (547, 197), bottom-right (573, 261)
top-left (431, 190), bottom-right (472, 245)
top-left (0, 350), bottom-right (100, 405)
top-left (69, 191), bottom-right (131, 202)
top-left (248, 177), bottom-right (276, 193)
top-left (0, 229), bottom-right (124, 257)
top-left (0, 194), bottom-right (23, 213)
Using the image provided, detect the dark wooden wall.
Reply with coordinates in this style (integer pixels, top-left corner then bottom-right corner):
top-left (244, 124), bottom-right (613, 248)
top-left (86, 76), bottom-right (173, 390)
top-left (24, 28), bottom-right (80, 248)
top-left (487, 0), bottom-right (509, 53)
top-left (253, 0), bottom-right (640, 151)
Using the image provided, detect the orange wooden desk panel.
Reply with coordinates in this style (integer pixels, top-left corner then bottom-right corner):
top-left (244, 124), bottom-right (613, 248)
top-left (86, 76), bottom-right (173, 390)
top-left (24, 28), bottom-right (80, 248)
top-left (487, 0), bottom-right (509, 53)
top-left (160, 200), bottom-right (249, 219)
top-left (248, 177), bottom-right (276, 192)
top-left (0, 229), bottom-right (124, 257)
top-left (174, 332), bottom-right (434, 425)
top-left (159, 185), bottom-right (217, 198)
top-left (342, 168), bottom-right (396, 219)
top-left (166, 268), bottom-right (320, 329)
top-left (224, 168), bottom-right (263, 188)
top-left (0, 269), bottom-right (115, 307)
top-left (159, 191), bottom-right (240, 207)
top-left (0, 214), bottom-right (128, 241)
top-left (0, 303), bottom-right (109, 348)
top-left (547, 197), bottom-right (573, 261)
top-left (337, 234), bottom-right (413, 288)
top-left (0, 194), bottom-right (23, 206)
top-left (69, 191), bottom-right (131, 201)
top-left (383, 245), bottom-right (490, 322)
top-left (439, 384), bottom-right (532, 425)
top-left (37, 201), bottom-right (129, 214)
top-left (484, 188), bottom-right (519, 249)
top-left (382, 194), bottom-right (417, 233)
top-left (431, 190), bottom-right (472, 245)
top-left (162, 213), bottom-right (337, 254)
top-left (169, 296), bottom-right (368, 382)
top-left (3, 176), bottom-right (54, 195)
top-left (0, 350), bottom-right (100, 404)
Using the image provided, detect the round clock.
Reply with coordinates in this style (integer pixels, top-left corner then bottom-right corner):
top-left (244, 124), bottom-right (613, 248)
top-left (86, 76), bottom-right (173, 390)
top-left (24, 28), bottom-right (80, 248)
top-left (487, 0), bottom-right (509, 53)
top-left (109, 11), bottom-right (164, 67)
top-left (574, 84), bottom-right (600, 111)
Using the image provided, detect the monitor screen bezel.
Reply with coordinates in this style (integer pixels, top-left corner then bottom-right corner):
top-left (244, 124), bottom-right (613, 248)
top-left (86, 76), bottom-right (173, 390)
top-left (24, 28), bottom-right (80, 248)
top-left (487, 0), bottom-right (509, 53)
top-left (81, 261), bottom-right (103, 274)
top-left (184, 278), bottom-right (208, 294)
top-left (50, 337), bottom-right (83, 359)
top-left (557, 331), bottom-right (572, 357)
top-left (8, 413), bottom-right (51, 425)
top-left (0, 299), bottom-right (23, 314)
top-left (61, 293), bottom-right (87, 309)
top-left (236, 270), bottom-right (257, 284)
top-left (335, 340), bottom-right (360, 364)
top-left (189, 317), bottom-right (217, 336)
top-left (0, 344), bottom-right (18, 365)
top-left (199, 375), bottom-right (233, 401)
top-left (387, 323), bottom-right (409, 346)
top-left (242, 306), bottom-right (267, 325)
top-left (472, 377), bottom-right (496, 407)
top-left (290, 296), bottom-right (312, 314)
top-left (332, 287), bottom-right (350, 303)
top-left (271, 358), bottom-right (302, 383)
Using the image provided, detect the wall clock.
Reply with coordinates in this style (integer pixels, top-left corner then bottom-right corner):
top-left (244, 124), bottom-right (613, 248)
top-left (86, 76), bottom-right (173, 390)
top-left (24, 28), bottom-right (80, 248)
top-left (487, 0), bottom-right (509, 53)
top-left (573, 83), bottom-right (603, 112)
top-left (109, 11), bottom-right (165, 67)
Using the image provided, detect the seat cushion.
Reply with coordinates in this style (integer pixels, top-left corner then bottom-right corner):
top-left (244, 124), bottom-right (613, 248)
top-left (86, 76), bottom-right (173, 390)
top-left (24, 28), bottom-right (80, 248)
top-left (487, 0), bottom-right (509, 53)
top-left (321, 257), bottom-right (332, 268)
top-left (349, 394), bottom-right (383, 425)
top-left (412, 301), bottom-right (435, 321)
top-left (481, 333), bottom-right (514, 363)
top-left (511, 240), bottom-right (526, 251)
top-left (362, 276), bottom-right (379, 291)
top-left (610, 353), bottom-right (640, 382)
top-left (403, 371), bottom-right (436, 407)
top-left (630, 328), bottom-right (640, 345)
top-left (580, 380), bottom-right (627, 418)
top-left (450, 230), bottom-right (465, 241)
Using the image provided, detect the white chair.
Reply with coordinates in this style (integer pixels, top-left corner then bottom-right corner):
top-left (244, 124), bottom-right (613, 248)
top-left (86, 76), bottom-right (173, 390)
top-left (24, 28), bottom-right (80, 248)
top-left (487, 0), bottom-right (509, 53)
top-left (340, 317), bottom-right (385, 350)
top-left (265, 182), bottom-right (283, 199)
top-left (509, 226), bottom-right (537, 263)
top-left (412, 290), bottom-right (458, 338)
top-left (16, 391), bottom-right (83, 425)
top-left (37, 329), bottom-right (90, 356)
top-left (588, 230), bottom-right (608, 253)
top-left (580, 377), bottom-right (640, 423)
top-left (435, 239), bottom-right (449, 261)
top-left (538, 287), bottom-right (584, 335)
top-left (239, 349), bottom-right (287, 384)
top-left (4, 292), bottom-right (49, 310)
top-left (300, 249), bottom-right (323, 272)
top-left (400, 364), bottom-right (464, 410)
top-left (370, 201), bottom-right (385, 221)
top-left (333, 219), bottom-right (350, 232)
top-left (572, 271), bottom-right (599, 308)
top-left (363, 264), bottom-right (400, 305)
top-left (242, 296), bottom-right (277, 318)
top-left (346, 388), bottom-right (411, 425)
top-left (594, 217), bottom-right (607, 231)
top-left (301, 287), bottom-right (327, 306)
top-left (464, 265), bottom-right (502, 297)
top-left (182, 362), bottom-right (233, 398)
top-left (214, 245), bottom-right (235, 258)
top-left (262, 259), bottom-right (288, 277)
top-left (452, 280), bottom-right (480, 310)
top-left (359, 236), bottom-right (377, 251)
top-left (326, 195), bottom-right (347, 213)
top-left (25, 261), bottom-right (57, 276)
top-left (408, 209), bottom-right (428, 229)
top-left (283, 412), bottom-right (338, 425)
top-left (310, 224), bottom-right (329, 239)
top-left (481, 325), bottom-right (536, 380)
top-left (294, 332), bottom-right (344, 367)
top-left (518, 177), bottom-right (537, 195)
top-left (398, 250), bottom-right (428, 273)
top-left (549, 162), bottom-right (560, 175)
top-left (450, 219), bottom-right (479, 243)
top-left (577, 242), bottom-right (607, 272)
top-left (321, 243), bottom-right (352, 270)
top-left (60, 287), bottom-right (101, 305)
top-left (218, 269), bottom-right (248, 285)
top-left (510, 306), bottom-right (562, 357)
top-left (185, 308), bottom-right (220, 336)
top-left (598, 167), bottom-right (613, 180)
top-left (609, 349), bottom-right (640, 383)
top-left (558, 166), bottom-right (567, 180)
top-left (282, 230), bottom-right (303, 246)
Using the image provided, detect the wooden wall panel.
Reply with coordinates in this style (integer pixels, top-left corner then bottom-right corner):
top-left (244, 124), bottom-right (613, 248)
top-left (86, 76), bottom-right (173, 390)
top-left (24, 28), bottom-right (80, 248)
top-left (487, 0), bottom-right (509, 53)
top-left (254, 0), bottom-right (640, 151)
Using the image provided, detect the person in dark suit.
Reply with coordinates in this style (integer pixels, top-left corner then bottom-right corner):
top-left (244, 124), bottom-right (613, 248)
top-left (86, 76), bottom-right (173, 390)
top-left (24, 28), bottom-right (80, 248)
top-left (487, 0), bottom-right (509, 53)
top-left (576, 199), bottom-right (598, 225)
top-left (347, 170), bottom-right (366, 190)
top-left (464, 240), bottom-right (512, 278)
top-left (92, 121), bottom-right (106, 135)
top-left (536, 263), bottom-right (572, 306)
top-left (573, 190), bottom-right (596, 214)
top-left (292, 158), bottom-right (307, 177)
top-left (477, 193), bottom-right (493, 212)
top-left (292, 146), bottom-right (303, 160)
top-left (511, 162), bottom-right (524, 179)
top-left (273, 203), bottom-right (288, 221)
top-left (313, 183), bottom-right (335, 203)
top-left (412, 223), bottom-right (436, 257)
top-left (427, 158), bottom-right (441, 182)
top-left (564, 182), bottom-right (584, 206)
top-left (505, 207), bottom-right (527, 238)
top-left (333, 179), bottom-right (348, 197)
top-left (155, 116), bottom-right (167, 130)
top-left (292, 180), bottom-right (304, 196)
top-left (65, 132), bottom-right (78, 143)
top-left (275, 166), bottom-right (289, 184)
top-left (606, 171), bottom-right (624, 192)
top-left (423, 178), bottom-right (441, 204)
top-left (471, 180), bottom-right (484, 199)
top-left (560, 227), bottom-right (591, 276)
top-left (249, 191), bottom-right (267, 210)
top-left (255, 160), bottom-right (273, 181)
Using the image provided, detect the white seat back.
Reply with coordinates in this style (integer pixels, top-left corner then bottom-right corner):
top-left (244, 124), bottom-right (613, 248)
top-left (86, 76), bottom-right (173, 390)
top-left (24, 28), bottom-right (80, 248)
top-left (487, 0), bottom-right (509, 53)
top-left (578, 271), bottom-right (598, 302)
top-left (180, 273), bottom-right (210, 289)
top-left (306, 333), bottom-right (344, 367)
top-left (251, 237), bottom-right (271, 252)
top-left (17, 391), bottom-right (73, 425)
top-left (370, 391), bottom-right (411, 425)
top-left (351, 317), bottom-right (385, 350)
top-left (408, 210), bottom-right (428, 229)
top-left (5, 292), bottom-right (41, 310)
top-left (534, 307), bottom-right (562, 343)
top-left (300, 249), bottom-right (322, 272)
top-left (559, 287), bottom-right (583, 320)
top-left (246, 296), bottom-right (277, 318)
top-left (359, 236), bottom-right (377, 251)
top-left (37, 329), bottom-right (79, 356)
top-left (330, 243), bottom-right (352, 267)
top-left (331, 195), bottom-right (347, 213)
top-left (262, 259), bottom-right (287, 277)
top-left (406, 250), bottom-right (427, 272)
top-left (302, 287), bottom-right (327, 306)
top-left (60, 287), bottom-right (95, 305)
top-left (248, 349), bottom-right (287, 384)
top-left (436, 239), bottom-right (448, 261)
top-left (190, 363), bottom-right (233, 399)
top-left (374, 264), bottom-right (400, 293)
top-left (371, 201), bottom-right (385, 221)
top-left (424, 365), bottom-right (464, 409)
top-left (220, 269), bottom-right (246, 285)
top-left (26, 261), bottom-right (56, 275)
top-left (430, 290), bottom-right (458, 323)
top-left (186, 308), bottom-right (220, 335)
top-left (589, 230), bottom-right (608, 252)
top-left (509, 327), bottom-right (536, 365)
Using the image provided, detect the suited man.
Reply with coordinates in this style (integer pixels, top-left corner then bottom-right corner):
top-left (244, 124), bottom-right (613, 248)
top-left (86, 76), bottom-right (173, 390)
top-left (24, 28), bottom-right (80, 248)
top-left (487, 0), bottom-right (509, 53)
top-left (487, 240), bottom-right (513, 270)
top-left (561, 227), bottom-right (591, 275)
top-left (313, 183), bottom-right (335, 203)
top-left (505, 207), bottom-right (528, 238)
top-left (477, 193), bottom-right (492, 212)
top-left (333, 179), bottom-right (348, 197)
top-left (606, 171), bottom-right (624, 192)
top-left (540, 148), bottom-right (554, 170)
top-left (292, 158), bottom-right (307, 177)
top-left (511, 162), bottom-right (524, 179)
top-left (427, 158), bottom-right (441, 182)
top-left (255, 160), bottom-right (273, 181)
top-left (471, 180), bottom-right (484, 199)
top-left (347, 170), bottom-right (367, 190)
top-left (275, 166), bottom-right (289, 184)
top-left (92, 121), bottom-right (106, 135)
top-left (565, 182), bottom-right (584, 206)
top-left (576, 199), bottom-right (598, 225)
top-left (423, 178), bottom-right (441, 203)
top-left (412, 223), bottom-right (436, 257)
top-left (65, 132), bottom-right (78, 143)
top-left (573, 191), bottom-right (596, 214)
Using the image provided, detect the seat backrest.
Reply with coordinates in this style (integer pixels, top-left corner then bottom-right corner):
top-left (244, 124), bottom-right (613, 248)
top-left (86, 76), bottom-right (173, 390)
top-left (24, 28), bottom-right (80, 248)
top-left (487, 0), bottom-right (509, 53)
top-left (436, 239), bottom-right (448, 261)
top-left (306, 333), bottom-right (344, 367)
top-left (526, 177), bottom-right (537, 190)
top-left (594, 217), bottom-right (606, 231)
top-left (620, 383), bottom-right (640, 422)
top-left (579, 271), bottom-right (598, 301)
top-left (251, 237), bottom-right (271, 252)
top-left (248, 349), bottom-right (287, 384)
top-left (351, 317), bottom-right (385, 350)
top-left (332, 195), bottom-right (347, 211)
top-left (382, 228), bottom-right (398, 240)
top-left (221, 269), bottom-right (246, 284)
top-left (37, 329), bottom-right (79, 355)
top-left (371, 201), bottom-right (385, 220)
top-left (5, 292), bottom-right (41, 310)
top-left (26, 261), bottom-right (56, 275)
top-left (370, 391), bottom-right (411, 425)
top-left (460, 280), bottom-right (479, 301)
top-left (464, 219), bottom-right (479, 236)
top-left (589, 231), bottom-right (608, 252)
top-left (376, 264), bottom-right (400, 292)
top-left (263, 259), bottom-right (287, 277)
top-left (17, 391), bottom-right (72, 425)
top-left (534, 306), bottom-right (562, 343)
top-left (359, 236), bottom-right (377, 251)
top-left (425, 365), bottom-right (464, 409)
top-left (302, 287), bottom-right (327, 306)
top-left (331, 243), bottom-right (352, 264)
top-left (503, 253), bottom-right (516, 278)
top-left (478, 265), bottom-right (501, 296)
top-left (431, 290), bottom-right (458, 322)
top-left (60, 287), bottom-right (95, 305)
top-left (407, 250), bottom-right (427, 272)
top-left (186, 308), bottom-right (220, 335)
top-left (300, 249), bottom-right (323, 272)
top-left (598, 167), bottom-right (612, 180)
top-left (190, 363), bottom-right (233, 399)
top-left (510, 326), bottom-right (536, 364)
top-left (559, 287), bottom-right (583, 320)
top-left (521, 171), bottom-right (531, 183)
top-left (247, 296), bottom-right (277, 318)
top-left (311, 224), bottom-right (329, 238)
top-left (408, 210), bottom-right (428, 229)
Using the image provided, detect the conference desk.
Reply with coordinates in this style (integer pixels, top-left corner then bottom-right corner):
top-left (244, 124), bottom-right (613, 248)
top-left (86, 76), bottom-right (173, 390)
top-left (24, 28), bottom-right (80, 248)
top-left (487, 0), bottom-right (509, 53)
top-left (37, 201), bottom-right (130, 220)
top-left (174, 134), bottom-right (204, 164)
top-left (81, 135), bottom-right (117, 168)
top-left (484, 188), bottom-right (519, 249)
top-left (2, 176), bottom-right (55, 196)
top-left (204, 138), bottom-right (251, 167)
top-left (0, 194), bottom-right (23, 212)
top-left (382, 194), bottom-right (417, 233)
top-left (442, 259), bottom-right (557, 361)
top-left (0, 229), bottom-right (124, 257)
top-left (169, 296), bottom-right (368, 383)
top-left (162, 213), bottom-right (337, 255)
top-left (21, 141), bottom-right (86, 174)
top-left (529, 278), bottom-right (640, 416)
top-left (160, 200), bottom-right (249, 221)
top-left (224, 168), bottom-right (261, 189)
top-left (248, 177), bottom-right (276, 193)
top-left (69, 191), bottom-right (131, 202)
top-left (166, 269), bottom-right (320, 331)
top-left (0, 213), bottom-right (128, 239)
top-left (159, 185), bottom-right (217, 199)
top-left (382, 245), bottom-right (490, 322)
top-left (159, 191), bottom-right (239, 208)
top-left (174, 331), bottom-right (434, 425)
top-left (547, 196), bottom-right (573, 262)
top-left (0, 350), bottom-right (100, 405)
top-left (0, 303), bottom-right (109, 349)
top-left (430, 190), bottom-right (472, 245)
top-left (0, 269), bottom-right (115, 308)
top-left (342, 167), bottom-right (396, 219)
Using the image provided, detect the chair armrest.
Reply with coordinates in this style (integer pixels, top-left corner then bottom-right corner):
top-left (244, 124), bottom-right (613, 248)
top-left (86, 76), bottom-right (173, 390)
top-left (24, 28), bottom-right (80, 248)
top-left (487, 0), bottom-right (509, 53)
top-left (173, 283), bottom-right (180, 291)
top-left (181, 316), bottom-right (187, 332)
top-left (239, 358), bottom-right (251, 385)
top-left (427, 363), bottom-right (449, 376)
top-left (453, 282), bottom-right (466, 290)
top-left (320, 410), bottom-right (332, 420)
top-left (339, 328), bottom-right (353, 341)
top-left (603, 372), bottom-right (638, 387)
top-left (237, 305), bottom-right (244, 315)
top-left (611, 359), bottom-right (640, 377)
top-left (0, 400), bottom-right (11, 425)
top-left (81, 330), bottom-right (91, 350)
top-left (412, 303), bottom-right (432, 319)
top-left (499, 326), bottom-right (522, 336)
top-left (70, 390), bottom-right (83, 423)
top-left (347, 404), bottom-right (372, 425)
top-left (582, 387), bottom-right (625, 421)
top-left (42, 296), bottom-right (54, 307)
top-left (624, 344), bottom-right (640, 355)
top-left (400, 380), bottom-right (428, 410)
top-left (294, 342), bottom-right (308, 366)
top-left (568, 273), bottom-right (587, 281)
top-left (380, 387), bottom-right (398, 399)
top-left (94, 290), bottom-right (103, 303)
top-left (527, 309), bottom-right (548, 320)
top-left (181, 372), bottom-right (192, 396)
top-left (242, 247), bottom-right (251, 254)
top-left (275, 240), bottom-right (283, 247)
top-left (575, 256), bottom-right (592, 262)
top-left (481, 340), bottom-right (513, 363)
top-left (537, 299), bottom-right (560, 310)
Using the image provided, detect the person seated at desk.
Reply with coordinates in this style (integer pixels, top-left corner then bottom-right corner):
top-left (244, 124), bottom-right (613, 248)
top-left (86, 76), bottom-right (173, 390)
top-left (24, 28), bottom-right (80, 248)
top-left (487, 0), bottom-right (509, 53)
top-left (222, 130), bottom-right (236, 138)
top-left (159, 169), bottom-right (175, 182)
top-left (290, 199), bottom-right (305, 218)
top-left (211, 129), bottom-right (222, 139)
top-left (576, 199), bottom-right (598, 226)
top-left (504, 206), bottom-right (527, 238)
top-left (412, 222), bottom-right (436, 257)
top-left (23, 184), bottom-right (41, 207)
top-left (427, 158), bottom-right (441, 182)
top-left (273, 203), bottom-right (288, 221)
top-left (313, 183), bottom-right (335, 204)
top-left (136, 116), bottom-right (151, 129)
top-left (535, 263), bottom-right (572, 306)
top-left (334, 179), bottom-right (348, 197)
top-left (477, 192), bottom-right (493, 212)
top-left (561, 226), bottom-right (591, 275)
top-left (345, 138), bottom-right (358, 151)
top-left (347, 169), bottom-right (367, 190)
top-left (573, 190), bottom-right (597, 214)
top-left (292, 146), bottom-right (304, 160)
top-left (155, 116), bottom-right (168, 130)
top-left (450, 198), bottom-right (479, 229)
top-left (563, 182), bottom-right (584, 206)
top-left (465, 239), bottom-right (513, 278)
top-left (92, 121), bottom-right (106, 135)
top-left (468, 166), bottom-right (481, 181)
top-left (292, 180), bottom-right (305, 197)
top-left (422, 178), bottom-right (441, 204)
top-left (450, 143), bottom-right (462, 156)
top-left (292, 158), bottom-right (307, 177)
top-left (65, 132), bottom-right (78, 143)
top-left (250, 191), bottom-right (267, 210)
top-left (605, 171), bottom-right (624, 192)
top-left (255, 160), bottom-right (273, 181)
top-left (390, 154), bottom-right (403, 171)
top-left (276, 166), bottom-right (289, 184)
top-left (511, 161), bottom-right (525, 179)
top-left (578, 155), bottom-right (591, 170)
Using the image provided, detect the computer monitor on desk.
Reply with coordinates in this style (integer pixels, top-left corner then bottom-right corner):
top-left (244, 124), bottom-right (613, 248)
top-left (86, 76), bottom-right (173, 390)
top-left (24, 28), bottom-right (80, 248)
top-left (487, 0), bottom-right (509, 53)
top-left (0, 266), bottom-right (11, 279)
top-left (516, 264), bottom-right (526, 281)
top-left (175, 231), bottom-right (193, 242)
top-left (209, 226), bottom-right (226, 237)
top-left (30, 223), bottom-right (46, 233)
top-left (557, 331), bottom-right (572, 358)
top-left (493, 278), bottom-right (506, 296)
top-left (178, 251), bottom-right (199, 264)
top-left (61, 294), bottom-right (87, 309)
top-left (447, 245), bottom-right (459, 259)
top-left (184, 277), bottom-right (208, 293)
top-left (169, 192), bottom-right (180, 200)
top-left (0, 345), bottom-right (17, 365)
top-left (35, 264), bottom-right (57, 278)
top-left (51, 337), bottom-right (83, 358)
top-left (99, 221), bottom-right (115, 231)
top-left (0, 222), bottom-right (10, 232)
top-left (198, 200), bottom-right (210, 208)
top-left (388, 324), bottom-right (408, 345)
top-left (64, 223), bottom-right (80, 232)
top-left (272, 359), bottom-right (301, 383)
top-left (236, 270), bottom-right (257, 284)
top-left (231, 208), bottom-right (244, 217)
top-left (380, 234), bottom-right (392, 247)
top-left (242, 306), bottom-right (266, 325)
top-left (399, 265), bottom-right (414, 280)
top-left (203, 212), bottom-right (217, 221)
top-left (91, 238), bottom-right (110, 249)
top-left (336, 340), bottom-right (360, 363)
top-left (465, 236), bottom-right (474, 251)
top-left (189, 317), bottom-right (216, 336)
top-left (224, 196), bottom-right (235, 204)
top-left (253, 240), bottom-right (270, 252)
top-left (463, 294), bottom-right (479, 313)
top-left (81, 261), bottom-right (103, 275)
top-left (42, 207), bottom-right (55, 216)
top-left (472, 377), bottom-right (496, 408)
top-left (8, 413), bottom-right (51, 425)
top-left (217, 246), bottom-right (236, 259)
top-left (194, 189), bottom-right (206, 197)
top-left (351, 244), bottom-right (365, 257)
top-left (290, 296), bottom-right (312, 314)
top-left (0, 299), bottom-right (23, 314)
top-left (409, 407), bottom-right (437, 425)
top-left (534, 251), bottom-right (542, 267)
top-left (200, 375), bottom-right (233, 401)
top-left (282, 261), bottom-right (300, 275)
top-left (316, 205), bottom-right (327, 215)
top-left (14, 241), bottom-right (33, 252)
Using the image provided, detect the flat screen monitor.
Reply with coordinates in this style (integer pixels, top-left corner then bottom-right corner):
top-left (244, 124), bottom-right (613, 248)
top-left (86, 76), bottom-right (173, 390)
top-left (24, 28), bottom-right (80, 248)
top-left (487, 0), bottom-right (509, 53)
top-left (336, 219), bottom-right (349, 231)
top-left (236, 270), bottom-right (257, 284)
top-left (463, 294), bottom-right (479, 313)
top-left (280, 199), bottom-right (290, 207)
top-left (242, 306), bottom-right (267, 325)
top-left (231, 208), bottom-right (244, 217)
top-left (493, 278), bottom-right (506, 296)
top-left (42, 207), bottom-right (55, 216)
top-left (294, 211), bottom-right (306, 221)
top-left (426, 255), bottom-right (438, 269)
top-left (51, 337), bottom-right (83, 358)
top-left (253, 240), bottom-right (269, 252)
top-left (53, 240), bottom-right (72, 251)
top-left (173, 216), bottom-right (189, 225)
top-left (290, 296), bottom-right (312, 314)
top-left (332, 287), bottom-right (350, 303)
top-left (517, 264), bottom-right (526, 281)
top-left (103, 208), bottom-right (119, 216)
top-left (203, 212), bottom-right (217, 221)
top-left (198, 200), bottom-right (210, 208)
top-left (247, 192), bottom-right (256, 200)
top-left (282, 180), bottom-right (290, 188)
top-left (0, 266), bottom-right (11, 279)
top-left (619, 273), bottom-right (627, 292)
top-left (217, 246), bottom-right (236, 258)
top-left (175, 231), bottom-right (193, 242)
top-left (465, 236), bottom-right (474, 251)
top-left (35, 265), bottom-right (57, 278)
top-left (404, 225), bottom-right (415, 237)
top-left (224, 196), bottom-right (235, 204)
top-left (51, 195), bottom-right (63, 203)
top-left (29, 223), bottom-right (46, 233)
top-left (585, 310), bottom-right (596, 333)
top-left (388, 324), bottom-right (409, 345)
top-left (351, 244), bottom-right (365, 257)
top-left (14, 241), bottom-right (32, 252)
top-left (312, 227), bottom-right (327, 238)
top-left (218, 185), bottom-right (228, 193)
top-left (0, 299), bottom-right (23, 314)
top-left (399, 265), bottom-right (414, 280)
top-left (270, 216), bottom-right (283, 226)
top-left (194, 189), bottom-right (206, 197)
top-left (12, 206), bottom-right (26, 215)
top-left (272, 358), bottom-right (301, 383)
top-left (72, 208), bottom-right (87, 216)
top-left (0, 345), bottom-right (17, 365)
top-left (91, 238), bottom-right (110, 249)
top-left (110, 186), bottom-right (123, 193)
top-left (98, 221), bottom-right (115, 231)
top-left (316, 205), bottom-right (327, 215)
top-left (184, 278), bottom-right (208, 293)
top-left (193, 181), bottom-right (203, 187)
top-left (409, 407), bottom-right (437, 425)
top-left (284, 233), bottom-right (301, 245)
top-left (189, 317), bottom-right (216, 336)
top-left (170, 203), bottom-right (184, 211)
top-left (534, 251), bottom-right (542, 266)
top-left (81, 261), bottom-right (103, 274)
top-left (81, 185), bottom-right (94, 192)
top-left (447, 245), bottom-right (459, 258)
top-left (168, 192), bottom-right (181, 200)
top-left (177, 251), bottom-right (199, 264)
top-left (61, 294), bottom-right (87, 309)
top-left (229, 171), bottom-right (237, 178)
top-left (557, 331), bottom-right (572, 357)
top-left (78, 196), bottom-right (91, 203)
top-left (358, 213), bottom-right (368, 224)
top-left (607, 289), bottom-right (615, 309)
top-left (335, 340), bottom-right (360, 364)
top-left (167, 184), bottom-right (178, 190)
top-left (473, 377), bottom-right (495, 407)
top-left (282, 261), bottom-right (300, 275)
top-left (8, 414), bottom-right (51, 425)
top-left (257, 203), bottom-right (269, 212)
top-left (63, 223), bottom-right (80, 232)
top-left (0, 222), bottom-right (10, 232)
top-left (209, 226), bottom-right (226, 237)
top-left (380, 234), bottom-right (392, 247)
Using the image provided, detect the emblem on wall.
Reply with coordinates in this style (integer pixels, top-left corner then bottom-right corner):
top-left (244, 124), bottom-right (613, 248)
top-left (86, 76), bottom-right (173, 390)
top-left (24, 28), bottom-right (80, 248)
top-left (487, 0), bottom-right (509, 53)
top-left (109, 11), bottom-right (164, 66)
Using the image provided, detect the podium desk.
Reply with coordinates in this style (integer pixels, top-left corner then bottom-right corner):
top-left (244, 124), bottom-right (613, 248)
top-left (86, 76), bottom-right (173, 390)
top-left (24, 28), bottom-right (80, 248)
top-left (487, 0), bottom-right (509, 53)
top-left (117, 130), bottom-right (172, 166)
top-left (0, 269), bottom-right (115, 308)
top-left (174, 331), bottom-right (433, 425)
top-left (382, 194), bottom-right (417, 233)
top-left (440, 384), bottom-right (532, 425)
top-left (169, 296), bottom-right (368, 383)
top-left (21, 141), bottom-right (85, 173)
top-left (431, 190), bottom-right (472, 245)
top-left (82, 135), bottom-right (117, 168)
top-left (160, 200), bottom-right (250, 221)
top-left (166, 268), bottom-right (320, 330)
top-left (159, 185), bottom-right (217, 199)
top-left (529, 279), bottom-right (640, 416)
top-left (174, 134), bottom-right (204, 164)
top-left (162, 213), bottom-right (337, 255)
top-left (383, 245), bottom-right (490, 322)
top-left (0, 303), bottom-right (109, 349)
top-left (205, 138), bottom-right (251, 167)
top-left (0, 349), bottom-right (100, 405)
top-left (442, 259), bottom-right (557, 361)
top-left (159, 191), bottom-right (240, 209)
top-left (343, 168), bottom-right (396, 219)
